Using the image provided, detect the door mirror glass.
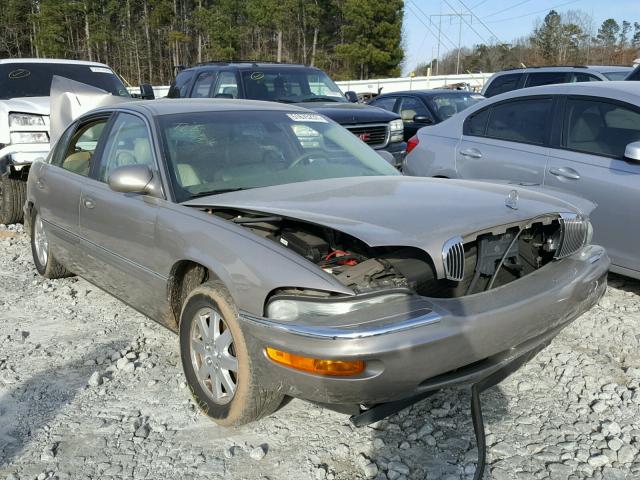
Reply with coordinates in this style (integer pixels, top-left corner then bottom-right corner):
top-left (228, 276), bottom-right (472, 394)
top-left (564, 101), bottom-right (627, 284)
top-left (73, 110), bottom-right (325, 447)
top-left (624, 141), bottom-right (640, 162)
top-left (345, 91), bottom-right (359, 103)
top-left (413, 115), bottom-right (433, 124)
top-left (108, 164), bottom-right (154, 194)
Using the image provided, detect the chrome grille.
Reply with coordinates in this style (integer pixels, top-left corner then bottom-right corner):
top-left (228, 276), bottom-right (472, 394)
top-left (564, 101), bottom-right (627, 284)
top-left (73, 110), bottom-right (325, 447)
top-left (556, 213), bottom-right (588, 258)
top-left (346, 124), bottom-right (389, 148)
top-left (442, 236), bottom-right (465, 282)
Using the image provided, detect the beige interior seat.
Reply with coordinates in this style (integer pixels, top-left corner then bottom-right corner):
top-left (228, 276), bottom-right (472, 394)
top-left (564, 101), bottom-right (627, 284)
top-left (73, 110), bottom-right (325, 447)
top-left (401, 109), bottom-right (417, 121)
top-left (176, 164), bottom-right (201, 187)
top-left (62, 151), bottom-right (92, 176)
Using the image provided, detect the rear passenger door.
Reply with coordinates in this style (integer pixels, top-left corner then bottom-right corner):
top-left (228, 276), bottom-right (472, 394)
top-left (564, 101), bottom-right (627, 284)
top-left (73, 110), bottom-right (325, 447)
top-left (545, 96), bottom-right (640, 275)
top-left (456, 96), bottom-right (553, 184)
top-left (35, 114), bottom-right (111, 271)
top-left (524, 72), bottom-right (569, 88)
top-left (78, 112), bottom-right (169, 319)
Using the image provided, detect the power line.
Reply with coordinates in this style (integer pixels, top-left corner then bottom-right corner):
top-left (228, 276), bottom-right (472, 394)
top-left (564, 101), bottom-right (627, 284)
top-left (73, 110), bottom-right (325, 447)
top-left (407, 1), bottom-right (460, 51)
top-left (485, 0), bottom-right (580, 23)
top-left (469, 0), bottom-right (491, 8)
top-left (483, 0), bottom-right (535, 19)
top-left (453, 0), bottom-right (503, 43)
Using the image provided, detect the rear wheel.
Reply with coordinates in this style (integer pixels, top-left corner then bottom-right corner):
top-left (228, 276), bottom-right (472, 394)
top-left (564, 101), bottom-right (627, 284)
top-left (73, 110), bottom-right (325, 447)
top-left (179, 281), bottom-right (283, 426)
top-left (0, 175), bottom-right (26, 225)
top-left (31, 211), bottom-right (71, 279)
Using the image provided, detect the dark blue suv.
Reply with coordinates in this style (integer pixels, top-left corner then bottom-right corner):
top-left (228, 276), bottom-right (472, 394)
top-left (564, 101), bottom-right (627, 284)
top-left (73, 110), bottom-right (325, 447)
top-left (168, 62), bottom-right (406, 167)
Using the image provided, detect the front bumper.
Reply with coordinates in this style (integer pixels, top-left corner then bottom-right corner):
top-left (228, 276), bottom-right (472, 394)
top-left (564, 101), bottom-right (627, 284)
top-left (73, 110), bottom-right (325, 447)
top-left (375, 140), bottom-right (406, 168)
top-left (0, 143), bottom-right (50, 174)
top-left (241, 245), bottom-right (609, 405)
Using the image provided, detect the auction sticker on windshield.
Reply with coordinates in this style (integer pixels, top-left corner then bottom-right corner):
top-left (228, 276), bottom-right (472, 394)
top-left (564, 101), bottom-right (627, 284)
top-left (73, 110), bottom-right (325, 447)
top-left (287, 113), bottom-right (328, 123)
top-left (90, 67), bottom-right (113, 74)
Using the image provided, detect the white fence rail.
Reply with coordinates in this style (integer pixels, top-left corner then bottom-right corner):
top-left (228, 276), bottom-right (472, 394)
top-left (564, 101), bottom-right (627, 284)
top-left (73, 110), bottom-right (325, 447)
top-left (335, 73), bottom-right (493, 94)
top-left (131, 73), bottom-right (493, 98)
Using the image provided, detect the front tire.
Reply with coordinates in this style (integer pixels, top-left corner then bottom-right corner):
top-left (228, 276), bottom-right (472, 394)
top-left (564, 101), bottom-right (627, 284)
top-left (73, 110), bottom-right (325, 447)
top-left (31, 211), bottom-right (71, 279)
top-left (179, 281), bottom-right (283, 426)
top-left (0, 175), bottom-right (26, 225)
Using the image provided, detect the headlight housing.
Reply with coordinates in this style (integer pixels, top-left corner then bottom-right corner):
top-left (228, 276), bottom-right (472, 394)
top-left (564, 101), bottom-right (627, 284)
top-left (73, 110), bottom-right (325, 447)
top-left (267, 292), bottom-right (408, 322)
top-left (10, 132), bottom-right (49, 144)
top-left (9, 113), bottom-right (46, 127)
top-left (389, 119), bottom-right (404, 143)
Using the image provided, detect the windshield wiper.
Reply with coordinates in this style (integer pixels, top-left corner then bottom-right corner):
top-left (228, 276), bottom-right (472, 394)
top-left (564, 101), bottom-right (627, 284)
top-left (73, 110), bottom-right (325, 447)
top-left (299, 96), bottom-right (342, 103)
top-left (189, 187), bottom-right (249, 199)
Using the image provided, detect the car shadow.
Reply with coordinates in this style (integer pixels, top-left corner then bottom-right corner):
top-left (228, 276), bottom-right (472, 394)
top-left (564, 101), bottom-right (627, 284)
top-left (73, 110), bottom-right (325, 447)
top-left (608, 272), bottom-right (640, 296)
top-left (0, 341), bottom-right (126, 470)
top-left (365, 384), bottom-right (510, 479)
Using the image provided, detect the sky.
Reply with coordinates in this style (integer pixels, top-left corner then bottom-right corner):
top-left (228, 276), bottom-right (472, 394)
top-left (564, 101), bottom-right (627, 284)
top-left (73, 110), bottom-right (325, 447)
top-left (403, 0), bottom-right (640, 74)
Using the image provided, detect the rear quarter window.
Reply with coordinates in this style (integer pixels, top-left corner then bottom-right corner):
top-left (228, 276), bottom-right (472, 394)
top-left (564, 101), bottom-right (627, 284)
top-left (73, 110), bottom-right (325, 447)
top-left (484, 73), bottom-right (523, 97)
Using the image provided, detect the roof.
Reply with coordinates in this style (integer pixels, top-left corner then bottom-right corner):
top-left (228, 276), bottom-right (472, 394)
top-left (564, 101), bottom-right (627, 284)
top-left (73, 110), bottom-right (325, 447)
top-left (185, 62), bottom-right (316, 71)
top-left (110, 98), bottom-right (313, 116)
top-left (494, 65), bottom-right (633, 74)
top-left (484, 80), bottom-right (640, 103)
top-left (0, 58), bottom-right (112, 68)
top-left (376, 89), bottom-right (483, 97)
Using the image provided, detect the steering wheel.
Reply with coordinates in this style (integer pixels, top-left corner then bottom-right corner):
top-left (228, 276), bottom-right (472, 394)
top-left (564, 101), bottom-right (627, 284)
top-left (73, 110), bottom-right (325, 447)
top-left (288, 152), bottom-right (329, 169)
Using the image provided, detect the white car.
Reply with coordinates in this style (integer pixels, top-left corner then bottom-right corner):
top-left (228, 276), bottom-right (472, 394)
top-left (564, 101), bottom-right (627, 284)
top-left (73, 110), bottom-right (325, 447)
top-left (403, 81), bottom-right (640, 280)
top-left (0, 58), bottom-right (132, 224)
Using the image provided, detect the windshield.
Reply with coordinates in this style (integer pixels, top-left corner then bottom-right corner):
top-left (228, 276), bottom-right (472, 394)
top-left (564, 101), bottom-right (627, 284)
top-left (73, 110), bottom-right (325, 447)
top-left (159, 111), bottom-right (399, 202)
top-left (240, 69), bottom-right (347, 103)
top-left (427, 93), bottom-right (485, 121)
top-left (0, 63), bottom-right (130, 99)
top-left (602, 71), bottom-right (632, 81)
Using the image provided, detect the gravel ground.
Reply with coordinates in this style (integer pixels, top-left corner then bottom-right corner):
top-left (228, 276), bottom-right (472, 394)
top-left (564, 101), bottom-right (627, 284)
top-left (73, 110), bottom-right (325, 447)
top-left (1, 224), bottom-right (639, 480)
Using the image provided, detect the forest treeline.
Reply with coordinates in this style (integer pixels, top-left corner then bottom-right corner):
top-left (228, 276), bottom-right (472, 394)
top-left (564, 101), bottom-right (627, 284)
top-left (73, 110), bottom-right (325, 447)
top-left (0, 0), bottom-right (404, 85)
top-left (417, 10), bottom-right (640, 76)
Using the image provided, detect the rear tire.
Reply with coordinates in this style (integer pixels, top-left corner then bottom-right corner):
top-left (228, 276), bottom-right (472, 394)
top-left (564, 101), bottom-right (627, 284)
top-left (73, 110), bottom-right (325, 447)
top-left (0, 175), bottom-right (26, 225)
top-left (179, 280), bottom-right (283, 426)
top-left (31, 211), bottom-right (71, 279)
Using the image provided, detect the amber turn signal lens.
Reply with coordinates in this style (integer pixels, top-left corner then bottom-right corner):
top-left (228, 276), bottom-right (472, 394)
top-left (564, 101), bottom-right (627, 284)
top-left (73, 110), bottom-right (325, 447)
top-left (265, 347), bottom-right (365, 376)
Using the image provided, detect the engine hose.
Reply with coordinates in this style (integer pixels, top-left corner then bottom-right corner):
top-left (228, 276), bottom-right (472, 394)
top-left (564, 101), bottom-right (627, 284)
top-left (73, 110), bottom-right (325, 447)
top-left (486, 227), bottom-right (523, 291)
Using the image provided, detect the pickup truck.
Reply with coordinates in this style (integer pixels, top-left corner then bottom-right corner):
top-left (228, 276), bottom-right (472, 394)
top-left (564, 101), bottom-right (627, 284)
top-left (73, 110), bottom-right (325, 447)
top-left (0, 58), bottom-right (131, 224)
top-left (167, 62), bottom-right (406, 167)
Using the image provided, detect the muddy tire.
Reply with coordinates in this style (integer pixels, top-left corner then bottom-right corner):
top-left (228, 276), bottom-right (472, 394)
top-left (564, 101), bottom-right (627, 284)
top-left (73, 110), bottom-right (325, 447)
top-left (0, 175), bottom-right (26, 225)
top-left (31, 211), bottom-right (71, 279)
top-left (179, 280), bottom-right (283, 426)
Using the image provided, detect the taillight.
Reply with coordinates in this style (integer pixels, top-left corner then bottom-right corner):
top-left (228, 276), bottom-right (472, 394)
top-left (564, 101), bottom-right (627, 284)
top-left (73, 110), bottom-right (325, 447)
top-left (406, 135), bottom-right (419, 154)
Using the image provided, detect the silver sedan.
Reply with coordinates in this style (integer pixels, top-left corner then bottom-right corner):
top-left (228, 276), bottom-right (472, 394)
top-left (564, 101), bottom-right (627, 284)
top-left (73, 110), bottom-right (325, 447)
top-left (404, 82), bottom-right (640, 280)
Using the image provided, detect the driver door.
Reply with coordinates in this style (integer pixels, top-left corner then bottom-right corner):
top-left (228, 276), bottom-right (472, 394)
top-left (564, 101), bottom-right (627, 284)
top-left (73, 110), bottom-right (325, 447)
top-left (78, 112), bottom-right (169, 319)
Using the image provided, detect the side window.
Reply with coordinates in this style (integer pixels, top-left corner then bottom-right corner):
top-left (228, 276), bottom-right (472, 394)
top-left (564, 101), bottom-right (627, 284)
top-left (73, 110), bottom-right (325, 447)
top-left (484, 73), bottom-right (523, 97)
top-left (525, 72), bottom-right (569, 87)
top-left (371, 96), bottom-right (398, 112)
top-left (97, 114), bottom-right (154, 182)
top-left (58, 119), bottom-right (109, 177)
top-left (192, 71), bottom-right (216, 98)
top-left (486, 98), bottom-right (552, 145)
top-left (168, 70), bottom-right (194, 98)
top-left (212, 71), bottom-right (239, 98)
top-left (564, 98), bottom-right (640, 158)
top-left (572, 73), bottom-right (600, 83)
top-left (463, 108), bottom-right (490, 136)
top-left (399, 97), bottom-right (431, 123)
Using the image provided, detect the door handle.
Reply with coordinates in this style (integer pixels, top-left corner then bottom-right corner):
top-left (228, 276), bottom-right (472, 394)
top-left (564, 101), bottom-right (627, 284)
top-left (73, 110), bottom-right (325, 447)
top-left (82, 197), bottom-right (96, 209)
top-left (459, 148), bottom-right (482, 159)
top-left (549, 167), bottom-right (580, 180)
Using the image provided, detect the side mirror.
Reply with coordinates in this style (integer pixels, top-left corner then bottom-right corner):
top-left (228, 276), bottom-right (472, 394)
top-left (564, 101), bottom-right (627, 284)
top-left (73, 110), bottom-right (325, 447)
top-left (108, 165), bottom-right (155, 194)
top-left (345, 91), bottom-right (359, 103)
top-left (413, 115), bottom-right (434, 125)
top-left (139, 83), bottom-right (155, 100)
top-left (624, 141), bottom-right (640, 162)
